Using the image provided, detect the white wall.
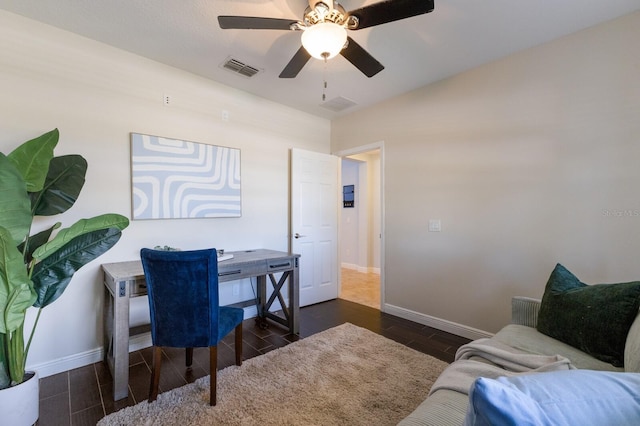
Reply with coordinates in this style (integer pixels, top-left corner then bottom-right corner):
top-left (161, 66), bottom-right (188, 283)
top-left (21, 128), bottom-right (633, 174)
top-left (0, 10), bottom-right (330, 376)
top-left (332, 12), bottom-right (640, 337)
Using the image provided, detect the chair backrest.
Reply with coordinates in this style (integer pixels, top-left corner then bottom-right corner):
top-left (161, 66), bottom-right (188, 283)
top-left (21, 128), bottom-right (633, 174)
top-left (140, 248), bottom-right (220, 348)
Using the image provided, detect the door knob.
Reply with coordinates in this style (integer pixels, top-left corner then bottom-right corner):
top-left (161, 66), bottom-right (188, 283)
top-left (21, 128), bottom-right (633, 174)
top-left (294, 233), bottom-right (306, 239)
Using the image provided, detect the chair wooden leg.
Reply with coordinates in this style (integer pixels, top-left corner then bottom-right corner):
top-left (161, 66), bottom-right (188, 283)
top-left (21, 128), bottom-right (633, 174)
top-left (148, 346), bottom-right (163, 403)
top-left (235, 324), bottom-right (243, 366)
top-left (209, 346), bottom-right (218, 406)
top-left (185, 347), bottom-right (193, 368)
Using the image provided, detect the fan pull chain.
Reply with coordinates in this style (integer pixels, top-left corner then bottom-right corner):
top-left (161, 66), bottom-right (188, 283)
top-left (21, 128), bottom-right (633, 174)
top-left (322, 57), bottom-right (328, 102)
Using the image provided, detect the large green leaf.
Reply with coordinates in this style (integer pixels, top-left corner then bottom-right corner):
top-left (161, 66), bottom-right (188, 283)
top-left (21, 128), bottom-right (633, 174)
top-left (0, 227), bottom-right (36, 334)
top-left (7, 128), bottom-right (58, 193)
top-left (0, 154), bottom-right (32, 245)
top-left (18, 223), bottom-right (62, 264)
top-left (30, 155), bottom-right (87, 216)
top-left (31, 227), bottom-right (123, 308)
top-left (32, 214), bottom-right (129, 262)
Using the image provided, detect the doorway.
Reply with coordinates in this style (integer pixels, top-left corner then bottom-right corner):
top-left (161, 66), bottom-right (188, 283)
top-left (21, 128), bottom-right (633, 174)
top-left (336, 144), bottom-right (383, 310)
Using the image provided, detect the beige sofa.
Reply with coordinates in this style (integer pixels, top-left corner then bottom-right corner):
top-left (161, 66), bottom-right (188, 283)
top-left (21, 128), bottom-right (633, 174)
top-left (399, 296), bottom-right (640, 426)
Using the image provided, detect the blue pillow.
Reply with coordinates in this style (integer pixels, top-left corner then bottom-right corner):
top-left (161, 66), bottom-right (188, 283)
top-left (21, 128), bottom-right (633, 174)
top-left (464, 370), bottom-right (640, 426)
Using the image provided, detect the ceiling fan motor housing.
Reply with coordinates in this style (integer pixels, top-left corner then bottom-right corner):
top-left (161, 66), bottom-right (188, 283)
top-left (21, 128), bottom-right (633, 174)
top-left (305, 2), bottom-right (345, 25)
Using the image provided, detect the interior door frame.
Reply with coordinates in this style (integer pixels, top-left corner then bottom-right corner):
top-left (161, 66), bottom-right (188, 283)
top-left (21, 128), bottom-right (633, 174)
top-left (333, 141), bottom-right (385, 311)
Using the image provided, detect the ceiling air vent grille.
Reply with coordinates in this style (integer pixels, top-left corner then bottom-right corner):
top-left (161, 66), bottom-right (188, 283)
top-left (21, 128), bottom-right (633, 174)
top-left (221, 57), bottom-right (261, 78)
top-left (320, 96), bottom-right (357, 112)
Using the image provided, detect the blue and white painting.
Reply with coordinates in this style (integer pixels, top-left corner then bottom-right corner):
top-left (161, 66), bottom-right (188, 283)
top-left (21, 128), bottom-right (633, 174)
top-left (131, 133), bottom-right (241, 219)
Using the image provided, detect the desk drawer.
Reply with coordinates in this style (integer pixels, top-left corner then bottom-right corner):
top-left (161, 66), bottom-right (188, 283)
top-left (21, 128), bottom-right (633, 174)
top-left (218, 262), bottom-right (264, 281)
top-left (266, 258), bottom-right (294, 273)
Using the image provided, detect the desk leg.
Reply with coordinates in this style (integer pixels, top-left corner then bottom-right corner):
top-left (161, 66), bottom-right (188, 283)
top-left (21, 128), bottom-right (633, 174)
top-left (109, 279), bottom-right (131, 401)
top-left (256, 275), bottom-right (268, 329)
top-left (257, 265), bottom-right (300, 334)
top-left (290, 259), bottom-right (300, 334)
top-left (103, 285), bottom-right (113, 366)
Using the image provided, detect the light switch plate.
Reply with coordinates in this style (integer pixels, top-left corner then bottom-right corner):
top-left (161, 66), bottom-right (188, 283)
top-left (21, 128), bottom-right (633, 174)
top-left (428, 219), bottom-right (441, 232)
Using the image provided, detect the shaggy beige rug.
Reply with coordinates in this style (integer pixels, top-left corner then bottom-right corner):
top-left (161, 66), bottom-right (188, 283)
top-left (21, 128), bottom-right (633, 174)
top-left (98, 323), bottom-right (448, 425)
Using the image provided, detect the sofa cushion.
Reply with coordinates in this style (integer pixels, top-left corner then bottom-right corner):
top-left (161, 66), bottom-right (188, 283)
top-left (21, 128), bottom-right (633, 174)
top-left (494, 324), bottom-right (622, 372)
top-left (464, 370), bottom-right (640, 426)
top-left (536, 264), bottom-right (640, 367)
top-left (399, 389), bottom-right (469, 426)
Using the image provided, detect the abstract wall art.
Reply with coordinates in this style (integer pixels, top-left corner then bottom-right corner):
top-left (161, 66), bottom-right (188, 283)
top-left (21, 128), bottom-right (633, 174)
top-left (130, 133), bottom-right (241, 219)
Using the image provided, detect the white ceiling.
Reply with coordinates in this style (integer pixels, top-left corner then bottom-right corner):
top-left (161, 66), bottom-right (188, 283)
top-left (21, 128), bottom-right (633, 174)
top-left (1, 1), bottom-right (638, 119)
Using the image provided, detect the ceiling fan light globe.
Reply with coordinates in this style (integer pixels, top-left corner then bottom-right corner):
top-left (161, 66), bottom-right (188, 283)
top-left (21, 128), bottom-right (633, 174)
top-left (301, 22), bottom-right (347, 60)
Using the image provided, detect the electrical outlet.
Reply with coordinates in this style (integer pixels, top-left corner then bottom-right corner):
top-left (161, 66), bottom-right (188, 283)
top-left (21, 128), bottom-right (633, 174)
top-left (221, 109), bottom-right (229, 122)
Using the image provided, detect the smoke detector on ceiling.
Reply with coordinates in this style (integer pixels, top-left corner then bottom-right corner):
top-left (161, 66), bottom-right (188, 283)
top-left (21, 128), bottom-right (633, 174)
top-left (220, 57), bottom-right (261, 78)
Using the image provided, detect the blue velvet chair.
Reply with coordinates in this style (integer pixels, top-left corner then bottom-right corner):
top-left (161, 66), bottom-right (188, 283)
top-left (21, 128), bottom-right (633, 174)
top-left (140, 248), bottom-right (244, 406)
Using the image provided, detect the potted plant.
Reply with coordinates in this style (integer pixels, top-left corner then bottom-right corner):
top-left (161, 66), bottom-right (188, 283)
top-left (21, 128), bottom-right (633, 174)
top-left (0, 129), bottom-right (129, 424)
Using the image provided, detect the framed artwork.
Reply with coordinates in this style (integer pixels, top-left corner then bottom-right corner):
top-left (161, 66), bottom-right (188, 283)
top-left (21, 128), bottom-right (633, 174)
top-left (343, 184), bottom-right (354, 208)
top-left (130, 133), bottom-right (241, 220)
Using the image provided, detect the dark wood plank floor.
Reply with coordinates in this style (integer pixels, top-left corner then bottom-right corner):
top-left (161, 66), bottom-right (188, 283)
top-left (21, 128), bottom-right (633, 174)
top-left (37, 299), bottom-right (470, 426)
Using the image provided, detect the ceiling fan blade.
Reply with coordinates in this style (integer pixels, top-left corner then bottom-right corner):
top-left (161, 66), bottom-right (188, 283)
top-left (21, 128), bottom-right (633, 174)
top-left (279, 47), bottom-right (312, 78)
top-left (347, 0), bottom-right (435, 30)
top-left (218, 16), bottom-right (298, 30)
top-left (340, 37), bottom-right (384, 78)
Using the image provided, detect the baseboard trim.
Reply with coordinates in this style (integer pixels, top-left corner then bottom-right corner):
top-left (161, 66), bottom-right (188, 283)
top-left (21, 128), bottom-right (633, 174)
top-left (341, 263), bottom-right (380, 274)
top-left (384, 303), bottom-right (492, 341)
top-left (29, 306), bottom-right (260, 379)
top-left (27, 347), bottom-right (104, 379)
top-left (341, 262), bottom-right (359, 270)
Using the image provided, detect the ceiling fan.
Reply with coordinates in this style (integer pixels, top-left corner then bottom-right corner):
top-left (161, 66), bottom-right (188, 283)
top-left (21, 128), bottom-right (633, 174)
top-left (218, 0), bottom-right (435, 78)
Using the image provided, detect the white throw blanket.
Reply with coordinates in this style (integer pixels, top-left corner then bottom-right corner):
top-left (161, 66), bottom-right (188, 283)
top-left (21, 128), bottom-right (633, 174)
top-left (429, 338), bottom-right (575, 396)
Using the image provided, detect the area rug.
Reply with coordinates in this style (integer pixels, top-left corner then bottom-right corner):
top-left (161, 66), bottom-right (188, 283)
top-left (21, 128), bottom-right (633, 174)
top-left (98, 323), bottom-right (449, 425)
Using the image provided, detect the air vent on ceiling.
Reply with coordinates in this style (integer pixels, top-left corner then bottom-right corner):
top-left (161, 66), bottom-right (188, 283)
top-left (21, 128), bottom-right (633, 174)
top-left (221, 57), bottom-right (261, 78)
top-left (320, 96), bottom-right (357, 112)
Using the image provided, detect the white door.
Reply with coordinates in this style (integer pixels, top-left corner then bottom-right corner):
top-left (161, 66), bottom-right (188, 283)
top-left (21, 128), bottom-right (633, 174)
top-left (291, 148), bottom-right (339, 307)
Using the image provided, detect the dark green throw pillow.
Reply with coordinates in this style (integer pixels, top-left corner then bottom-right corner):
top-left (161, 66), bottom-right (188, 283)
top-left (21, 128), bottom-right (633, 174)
top-left (536, 264), bottom-right (640, 367)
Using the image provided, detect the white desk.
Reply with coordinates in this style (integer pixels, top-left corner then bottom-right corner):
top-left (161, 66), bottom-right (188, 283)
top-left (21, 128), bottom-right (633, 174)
top-left (102, 249), bottom-right (300, 400)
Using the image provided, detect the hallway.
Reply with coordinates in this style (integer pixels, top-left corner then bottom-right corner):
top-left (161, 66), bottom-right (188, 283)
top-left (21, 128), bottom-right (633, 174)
top-left (339, 268), bottom-right (380, 309)
top-left (339, 150), bottom-right (381, 311)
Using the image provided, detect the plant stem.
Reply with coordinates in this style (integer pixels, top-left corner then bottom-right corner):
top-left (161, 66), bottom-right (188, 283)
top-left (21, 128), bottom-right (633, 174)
top-left (23, 308), bottom-right (43, 373)
top-left (0, 333), bottom-right (10, 388)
